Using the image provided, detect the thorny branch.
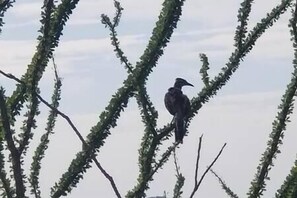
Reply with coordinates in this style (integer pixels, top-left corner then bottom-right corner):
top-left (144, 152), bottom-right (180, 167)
top-left (101, 1), bottom-right (133, 73)
top-left (0, 88), bottom-right (24, 198)
top-left (147, 143), bottom-right (179, 183)
top-left (172, 148), bottom-right (185, 198)
top-left (101, 1), bottom-right (158, 137)
top-left (0, 0), bottom-right (294, 197)
top-left (247, 1), bottom-right (297, 196)
top-left (29, 58), bottom-right (62, 198)
top-left (210, 169), bottom-right (239, 198)
top-left (0, 69), bottom-right (122, 198)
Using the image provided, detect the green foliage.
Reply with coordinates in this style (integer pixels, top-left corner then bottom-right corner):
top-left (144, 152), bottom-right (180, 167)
top-left (0, 0), bottom-right (80, 197)
top-left (234, 0), bottom-right (253, 50)
top-left (0, 88), bottom-right (15, 198)
top-left (101, 1), bottom-right (159, 137)
top-left (0, 0), bottom-right (296, 197)
top-left (51, 0), bottom-right (185, 197)
top-left (199, 53), bottom-right (210, 87)
top-left (275, 158), bottom-right (297, 198)
top-left (101, 4), bottom-right (167, 196)
top-left (8, 0), bottom-right (55, 121)
top-left (127, 144), bottom-right (178, 198)
top-left (0, 88), bottom-right (14, 153)
top-left (0, 88), bottom-right (24, 197)
top-left (211, 169), bottom-right (239, 198)
top-left (101, 1), bottom-right (133, 73)
top-left (190, 0), bottom-right (292, 119)
top-left (153, 0), bottom-right (293, 162)
top-left (29, 63), bottom-right (62, 198)
top-left (173, 174), bottom-right (185, 198)
top-left (173, 150), bottom-right (185, 198)
top-left (0, 0), bottom-right (14, 34)
top-left (8, 0), bottom-right (80, 122)
top-left (247, 2), bottom-right (297, 197)
top-left (27, 0), bottom-right (297, 197)
top-left (50, 84), bottom-right (133, 197)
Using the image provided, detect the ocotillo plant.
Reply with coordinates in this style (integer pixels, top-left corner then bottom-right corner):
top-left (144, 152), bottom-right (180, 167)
top-left (0, 0), bottom-right (296, 198)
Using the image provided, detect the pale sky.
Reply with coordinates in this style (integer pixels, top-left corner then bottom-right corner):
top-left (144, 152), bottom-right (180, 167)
top-left (1, 0), bottom-right (297, 197)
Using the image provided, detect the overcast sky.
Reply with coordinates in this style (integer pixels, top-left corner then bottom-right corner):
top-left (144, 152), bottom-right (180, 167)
top-left (1, 0), bottom-right (297, 197)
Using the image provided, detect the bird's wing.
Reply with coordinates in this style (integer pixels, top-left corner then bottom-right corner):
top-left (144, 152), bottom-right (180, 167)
top-left (164, 90), bottom-right (176, 115)
top-left (182, 94), bottom-right (191, 116)
top-left (174, 95), bottom-right (187, 143)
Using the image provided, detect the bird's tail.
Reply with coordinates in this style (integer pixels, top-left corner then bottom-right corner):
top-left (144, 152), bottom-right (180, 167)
top-left (175, 115), bottom-right (185, 144)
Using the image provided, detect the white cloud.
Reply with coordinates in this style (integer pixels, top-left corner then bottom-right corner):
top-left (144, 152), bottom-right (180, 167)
top-left (0, 40), bottom-right (37, 75)
top-left (4, 19), bottom-right (39, 28)
top-left (58, 0), bottom-right (162, 26)
top-left (56, 34), bottom-right (146, 56)
top-left (36, 90), bottom-right (296, 197)
top-left (56, 38), bottom-right (111, 56)
top-left (152, 91), bottom-right (297, 197)
top-left (10, 2), bottom-right (42, 18)
top-left (248, 25), bottom-right (293, 60)
top-left (1, 0), bottom-right (297, 197)
top-left (0, 34), bottom-right (146, 76)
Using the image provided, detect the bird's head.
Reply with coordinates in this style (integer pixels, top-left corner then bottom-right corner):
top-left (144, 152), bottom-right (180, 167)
top-left (174, 78), bottom-right (194, 89)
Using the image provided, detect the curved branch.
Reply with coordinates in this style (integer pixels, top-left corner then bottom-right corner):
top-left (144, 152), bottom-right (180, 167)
top-left (189, 143), bottom-right (227, 198)
top-left (247, 1), bottom-right (297, 196)
top-left (155, 0), bottom-right (292, 147)
top-left (102, 1), bottom-right (158, 138)
top-left (51, 0), bottom-right (185, 196)
top-left (0, 69), bottom-right (122, 198)
top-left (101, 0), bottom-right (133, 73)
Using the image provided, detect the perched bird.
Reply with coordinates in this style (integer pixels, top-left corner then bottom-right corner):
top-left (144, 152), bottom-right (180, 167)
top-left (164, 78), bottom-right (193, 143)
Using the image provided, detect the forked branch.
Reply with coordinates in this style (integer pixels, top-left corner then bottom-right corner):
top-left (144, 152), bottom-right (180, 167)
top-left (189, 140), bottom-right (227, 198)
top-left (0, 69), bottom-right (122, 198)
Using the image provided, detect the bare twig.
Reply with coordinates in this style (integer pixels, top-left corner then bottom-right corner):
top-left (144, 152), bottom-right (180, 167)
top-left (189, 142), bottom-right (227, 198)
top-left (148, 143), bottom-right (179, 181)
top-left (173, 148), bottom-right (180, 176)
top-left (194, 134), bottom-right (203, 188)
top-left (0, 69), bottom-right (122, 198)
top-left (0, 70), bottom-right (23, 84)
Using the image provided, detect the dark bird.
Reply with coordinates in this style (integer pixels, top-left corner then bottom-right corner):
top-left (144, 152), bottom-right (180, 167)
top-left (164, 78), bottom-right (193, 143)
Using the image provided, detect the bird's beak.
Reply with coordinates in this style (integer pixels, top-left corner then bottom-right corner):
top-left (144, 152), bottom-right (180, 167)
top-left (186, 82), bottom-right (194, 87)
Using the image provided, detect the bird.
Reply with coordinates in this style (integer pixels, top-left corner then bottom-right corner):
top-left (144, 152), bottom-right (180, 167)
top-left (164, 78), bottom-right (193, 143)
